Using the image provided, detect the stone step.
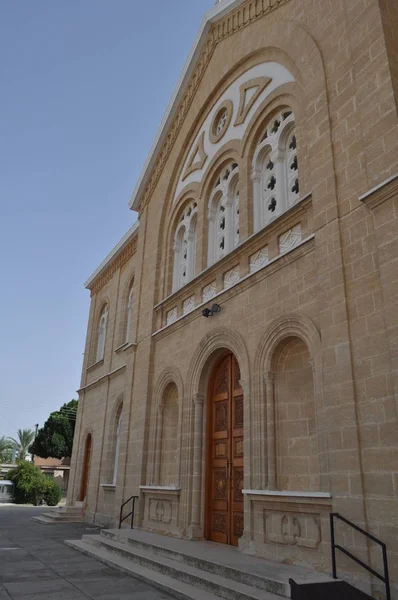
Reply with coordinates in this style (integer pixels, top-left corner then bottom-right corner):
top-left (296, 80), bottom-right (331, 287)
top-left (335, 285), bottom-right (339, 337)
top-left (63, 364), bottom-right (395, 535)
top-left (100, 529), bottom-right (331, 597)
top-left (66, 539), bottom-right (224, 600)
top-left (32, 507), bottom-right (85, 524)
top-left (66, 536), bottom-right (282, 600)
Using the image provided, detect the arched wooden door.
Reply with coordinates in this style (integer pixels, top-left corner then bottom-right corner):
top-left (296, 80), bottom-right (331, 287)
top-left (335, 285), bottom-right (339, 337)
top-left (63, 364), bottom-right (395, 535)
top-left (79, 434), bottom-right (92, 502)
top-left (206, 353), bottom-right (244, 546)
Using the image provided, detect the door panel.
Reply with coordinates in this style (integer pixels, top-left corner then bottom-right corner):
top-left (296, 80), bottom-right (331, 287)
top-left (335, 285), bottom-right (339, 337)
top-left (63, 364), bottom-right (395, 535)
top-left (207, 354), bottom-right (244, 546)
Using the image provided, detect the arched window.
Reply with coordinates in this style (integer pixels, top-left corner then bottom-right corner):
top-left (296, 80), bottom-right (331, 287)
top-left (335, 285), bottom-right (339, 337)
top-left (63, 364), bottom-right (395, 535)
top-left (252, 110), bottom-right (299, 232)
top-left (125, 284), bottom-right (134, 343)
top-left (112, 407), bottom-right (122, 485)
top-left (96, 306), bottom-right (108, 362)
top-left (172, 201), bottom-right (198, 292)
top-left (208, 162), bottom-right (239, 266)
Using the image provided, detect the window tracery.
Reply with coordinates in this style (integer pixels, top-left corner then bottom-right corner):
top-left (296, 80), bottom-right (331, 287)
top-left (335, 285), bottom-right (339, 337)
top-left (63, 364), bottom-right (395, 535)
top-left (208, 162), bottom-right (240, 266)
top-left (252, 110), bottom-right (299, 232)
top-left (172, 201), bottom-right (198, 292)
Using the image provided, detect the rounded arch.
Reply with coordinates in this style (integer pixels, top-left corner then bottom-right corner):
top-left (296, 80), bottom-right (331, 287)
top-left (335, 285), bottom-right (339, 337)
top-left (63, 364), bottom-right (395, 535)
top-left (255, 313), bottom-right (321, 374)
top-left (111, 392), bottom-right (124, 425)
top-left (154, 366), bottom-right (184, 409)
top-left (187, 327), bottom-right (250, 400)
top-left (254, 313), bottom-right (329, 492)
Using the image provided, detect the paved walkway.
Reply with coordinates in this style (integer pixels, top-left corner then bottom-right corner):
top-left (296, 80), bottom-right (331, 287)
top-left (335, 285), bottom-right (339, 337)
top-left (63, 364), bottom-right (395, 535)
top-left (0, 506), bottom-right (173, 600)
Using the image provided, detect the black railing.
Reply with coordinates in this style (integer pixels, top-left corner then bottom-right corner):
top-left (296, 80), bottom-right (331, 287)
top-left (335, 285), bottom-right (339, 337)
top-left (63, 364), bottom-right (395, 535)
top-left (330, 512), bottom-right (390, 600)
top-left (119, 495), bottom-right (138, 530)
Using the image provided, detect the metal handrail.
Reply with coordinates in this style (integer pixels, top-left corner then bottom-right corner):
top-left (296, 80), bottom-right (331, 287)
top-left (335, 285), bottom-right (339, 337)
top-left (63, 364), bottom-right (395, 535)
top-left (119, 495), bottom-right (138, 530)
top-left (330, 512), bottom-right (390, 600)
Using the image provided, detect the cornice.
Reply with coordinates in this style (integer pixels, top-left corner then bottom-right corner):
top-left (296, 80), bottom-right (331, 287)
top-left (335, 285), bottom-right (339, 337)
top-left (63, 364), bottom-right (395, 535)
top-left (85, 221), bottom-right (139, 293)
top-left (89, 235), bottom-right (138, 297)
top-left (130, 0), bottom-right (293, 215)
top-left (359, 173), bottom-right (398, 210)
top-left (77, 365), bottom-right (127, 394)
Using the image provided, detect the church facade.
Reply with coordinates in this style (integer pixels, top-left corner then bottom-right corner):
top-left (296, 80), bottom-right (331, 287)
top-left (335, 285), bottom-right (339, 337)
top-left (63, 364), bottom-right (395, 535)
top-left (67, 0), bottom-right (398, 596)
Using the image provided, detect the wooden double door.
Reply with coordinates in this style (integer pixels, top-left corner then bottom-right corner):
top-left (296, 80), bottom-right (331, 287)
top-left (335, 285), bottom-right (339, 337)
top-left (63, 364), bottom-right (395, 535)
top-left (206, 353), bottom-right (244, 546)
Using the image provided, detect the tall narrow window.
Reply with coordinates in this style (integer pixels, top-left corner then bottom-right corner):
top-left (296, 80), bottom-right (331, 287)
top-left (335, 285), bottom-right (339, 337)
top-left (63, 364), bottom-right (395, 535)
top-left (252, 110), bottom-right (299, 232)
top-left (96, 306), bottom-right (108, 362)
top-left (172, 201), bottom-right (198, 292)
top-left (208, 162), bottom-right (239, 266)
top-left (125, 284), bottom-right (134, 343)
top-left (112, 409), bottom-right (122, 485)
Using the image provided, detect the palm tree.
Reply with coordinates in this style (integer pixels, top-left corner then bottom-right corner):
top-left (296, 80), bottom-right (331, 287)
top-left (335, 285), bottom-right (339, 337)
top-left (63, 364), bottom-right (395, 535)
top-left (8, 429), bottom-right (35, 460)
top-left (0, 436), bottom-right (12, 462)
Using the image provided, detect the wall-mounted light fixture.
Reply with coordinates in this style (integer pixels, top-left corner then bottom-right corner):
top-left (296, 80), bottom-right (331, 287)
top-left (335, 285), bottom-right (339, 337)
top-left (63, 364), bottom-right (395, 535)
top-left (202, 303), bottom-right (221, 318)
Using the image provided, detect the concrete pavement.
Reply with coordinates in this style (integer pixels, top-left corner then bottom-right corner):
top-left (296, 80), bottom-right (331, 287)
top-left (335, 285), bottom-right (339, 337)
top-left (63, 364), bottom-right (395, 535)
top-left (0, 506), bottom-right (173, 600)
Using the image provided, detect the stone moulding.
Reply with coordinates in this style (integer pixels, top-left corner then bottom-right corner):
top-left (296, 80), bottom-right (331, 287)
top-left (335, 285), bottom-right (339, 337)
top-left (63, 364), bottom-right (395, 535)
top-left (133, 0), bottom-right (293, 215)
top-left (78, 365), bottom-right (127, 394)
top-left (90, 237), bottom-right (138, 296)
top-left (242, 489), bottom-right (332, 498)
top-left (152, 234), bottom-right (315, 340)
top-left (359, 172), bottom-right (398, 210)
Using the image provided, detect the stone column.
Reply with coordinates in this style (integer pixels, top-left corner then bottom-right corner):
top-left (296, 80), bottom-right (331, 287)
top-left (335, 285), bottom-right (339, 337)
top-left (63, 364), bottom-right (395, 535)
top-left (271, 149), bottom-right (286, 218)
top-left (207, 209), bottom-right (216, 266)
top-left (189, 393), bottom-right (205, 539)
top-left (265, 373), bottom-right (276, 490)
top-left (153, 405), bottom-right (165, 486)
top-left (251, 168), bottom-right (262, 232)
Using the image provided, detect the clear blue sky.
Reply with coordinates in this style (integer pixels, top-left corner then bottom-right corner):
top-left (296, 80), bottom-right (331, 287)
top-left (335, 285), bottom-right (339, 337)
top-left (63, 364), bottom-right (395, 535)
top-left (0, 0), bottom-right (214, 438)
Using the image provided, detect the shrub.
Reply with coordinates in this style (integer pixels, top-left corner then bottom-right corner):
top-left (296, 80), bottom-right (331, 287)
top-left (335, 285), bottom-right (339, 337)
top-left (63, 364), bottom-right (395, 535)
top-left (8, 461), bottom-right (46, 505)
top-left (43, 478), bottom-right (62, 506)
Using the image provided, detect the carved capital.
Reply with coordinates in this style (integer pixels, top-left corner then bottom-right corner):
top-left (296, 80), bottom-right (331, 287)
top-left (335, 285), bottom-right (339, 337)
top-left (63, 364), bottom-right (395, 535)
top-left (271, 149), bottom-right (284, 163)
top-left (251, 168), bottom-right (261, 183)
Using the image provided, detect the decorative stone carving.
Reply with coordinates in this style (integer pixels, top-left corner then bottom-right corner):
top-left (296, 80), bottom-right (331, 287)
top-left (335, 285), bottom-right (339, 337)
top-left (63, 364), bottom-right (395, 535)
top-left (235, 77), bottom-right (272, 126)
top-left (166, 307), bottom-right (178, 326)
top-left (183, 295), bottom-right (196, 315)
top-left (183, 132), bottom-right (208, 180)
top-left (264, 511), bottom-right (321, 549)
top-left (279, 224), bottom-right (302, 254)
top-left (202, 282), bottom-right (217, 303)
top-left (223, 267), bottom-right (240, 290)
top-left (250, 246), bottom-right (269, 273)
top-left (209, 100), bottom-right (233, 144)
top-left (149, 499), bottom-right (172, 524)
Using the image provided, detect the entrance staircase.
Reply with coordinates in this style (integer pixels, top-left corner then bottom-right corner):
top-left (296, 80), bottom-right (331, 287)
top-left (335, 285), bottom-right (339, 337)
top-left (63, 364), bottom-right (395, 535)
top-left (32, 504), bottom-right (85, 524)
top-left (65, 528), bottom-right (333, 600)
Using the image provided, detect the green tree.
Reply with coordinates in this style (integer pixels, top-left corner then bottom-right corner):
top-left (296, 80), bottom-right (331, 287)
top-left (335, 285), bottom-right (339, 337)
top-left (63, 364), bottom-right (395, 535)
top-left (8, 461), bottom-right (61, 506)
top-left (8, 461), bottom-right (46, 505)
top-left (8, 429), bottom-right (35, 460)
top-left (0, 436), bottom-right (13, 462)
top-left (29, 400), bottom-right (78, 459)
